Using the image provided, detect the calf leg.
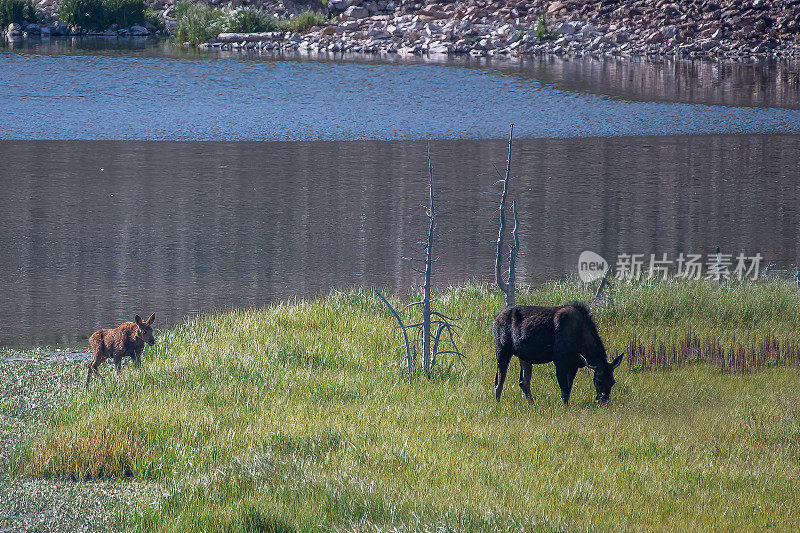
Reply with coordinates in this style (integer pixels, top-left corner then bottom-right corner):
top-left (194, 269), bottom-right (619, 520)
top-left (519, 361), bottom-right (533, 400)
top-left (86, 347), bottom-right (107, 386)
top-left (132, 349), bottom-right (141, 368)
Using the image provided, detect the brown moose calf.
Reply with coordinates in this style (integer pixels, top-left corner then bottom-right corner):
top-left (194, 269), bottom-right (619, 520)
top-left (87, 314), bottom-right (155, 385)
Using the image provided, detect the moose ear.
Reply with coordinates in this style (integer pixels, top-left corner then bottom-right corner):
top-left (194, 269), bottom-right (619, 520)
top-left (579, 354), bottom-right (598, 370)
top-left (147, 313), bottom-right (155, 325)
top-left (134, 315), bottom-right (143, 325)
top-left (611, 353), bottom-right (624, 369)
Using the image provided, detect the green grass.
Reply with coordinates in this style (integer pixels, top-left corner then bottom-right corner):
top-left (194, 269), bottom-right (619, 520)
top-left (174, 1), bottom-right (325, 46)
top-left (0, 0), bottom-right (36, 27)
top-left (144, 7), bottom-right (164, 33)
top-left (0, 352), bottom-right (158, 532)
top-left (57, 0), bottom-right (144, 31)
top-left (16, 279), bottom-right (800, 531)
top-left (535, 12), bottom-right (551, 41)
top-left (283, 9), bottom-right (326, 33)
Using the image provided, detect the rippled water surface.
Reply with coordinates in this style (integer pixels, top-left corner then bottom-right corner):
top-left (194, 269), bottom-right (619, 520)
top-left (1, 41), bottom-right (799, 347)
top-left (2, 40), bottom-right (800, 140)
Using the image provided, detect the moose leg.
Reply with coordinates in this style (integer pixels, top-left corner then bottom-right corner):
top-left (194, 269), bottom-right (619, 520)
top-left (519, 361), bottom-right (533, 400)
top-left (86, 348), bottom-right (107, 386)
top-left (495, 344), bottom-right (513, 401)
top-left (86, 362), bottom-right (99, 386)
top-left (555, 363), bottom-right (578, 406)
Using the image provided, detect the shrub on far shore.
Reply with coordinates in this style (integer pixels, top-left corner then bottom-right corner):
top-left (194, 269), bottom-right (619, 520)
top-left (226, 6), bottom-right (279, 33)
top-left (174, 2), bottom-right (326, 46)
top-left (285, 9), bottom-right (326, 32)
top-left (57, 0), bottom-right (144, 31)
top-left (0, 0), bottom-right (38, 27)
top-left (535, 12), bottom-right (550, 40)
top-left (174, 1), bottom-right (225, 45)
top-left (143, 7), bottom-right (164, 32)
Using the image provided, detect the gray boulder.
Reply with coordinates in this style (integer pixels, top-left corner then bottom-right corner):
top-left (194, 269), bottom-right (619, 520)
top-left (50, 21), bottom-right (67, 35)
top-left (343, 5), bottom-right (369, 19)
top-left (614, 28), bottom-right (629, 43)
top-left (700, 39), bottom-right (719, 51)
top-left (553, 21), bottom-right (576, 35)
top-left (327, 0), bottom-right (349, 10)
top-left (129, 25), bottom-right (150, 36)
top-left (364, 1), bottom-right (379, 15)
top-left (367, 27), bottom-right (391, 39)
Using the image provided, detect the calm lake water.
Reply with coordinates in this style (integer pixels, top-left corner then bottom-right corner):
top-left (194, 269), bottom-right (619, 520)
top-left (3, 40), bottom-right (800, 140)
top-left (1, 41), bottom-right (799, 347)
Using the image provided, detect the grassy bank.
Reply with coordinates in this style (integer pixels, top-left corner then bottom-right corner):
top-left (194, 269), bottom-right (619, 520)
top-left (14, 279), bottom-right (800, 531)
top-left (0, 352), bottom-right (158, 532)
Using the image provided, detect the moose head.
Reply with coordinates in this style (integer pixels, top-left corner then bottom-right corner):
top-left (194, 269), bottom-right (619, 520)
top-left (579, 353), bottom-right (624, 404)
top-left (134, 314), bottom-right (156, 346)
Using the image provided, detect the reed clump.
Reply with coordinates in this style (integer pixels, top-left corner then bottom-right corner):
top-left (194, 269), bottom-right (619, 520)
top-left (628, 329), bottom-right (800, 372)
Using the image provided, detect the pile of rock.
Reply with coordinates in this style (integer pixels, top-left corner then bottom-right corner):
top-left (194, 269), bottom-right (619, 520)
top-left (5, 0), bottom-right (800, 60)
top-left (198, 0), bottom-right (799, 59)
top-left (4, 20), bottom-right (161, 40)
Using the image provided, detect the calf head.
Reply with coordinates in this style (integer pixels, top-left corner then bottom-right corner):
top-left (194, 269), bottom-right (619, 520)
top-left (580, 353), bottom-right (624, 404)
top-left (134, 314), bottom-right (156, 346)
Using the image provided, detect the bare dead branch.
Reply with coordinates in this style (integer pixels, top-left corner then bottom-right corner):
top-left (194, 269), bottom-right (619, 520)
top-left (401, 301), bottom-right (425, 313)
top-left (420, 144), bottom-right (436, 376)
top-left (495, 124), bottom-right (518, 309)
top-left (507, 199), bottom-right (519, 295)
top-left (431, 322), bottom-right (446, 370)
top-left (441, 322), bottom-right (461, 348)
top-left (375, 290), bottom-right (414, 379)
top-left (431, 311), bottom-right (458, 322)
top-left (491, 162), bottom-right (504, 180)
top-left (592, 267), bottom-right (612, 306)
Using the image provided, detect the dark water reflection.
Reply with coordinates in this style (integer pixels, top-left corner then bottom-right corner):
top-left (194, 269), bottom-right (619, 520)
top-left (1, 135), bottom-right (799, 347)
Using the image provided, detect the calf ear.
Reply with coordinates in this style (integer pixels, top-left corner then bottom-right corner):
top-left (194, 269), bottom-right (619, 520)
top-left (611, 353), bottom-right (624, 369)
top-left (134, 315), bottom-right (143, 326)
top-left (147, 314), bottom-right (155, 325)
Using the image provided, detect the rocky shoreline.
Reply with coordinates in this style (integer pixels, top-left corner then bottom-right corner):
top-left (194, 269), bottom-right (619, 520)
top-left (5, 0), bottom-right (800, 61)
top-left (3, 20), bottom-right (160, 38)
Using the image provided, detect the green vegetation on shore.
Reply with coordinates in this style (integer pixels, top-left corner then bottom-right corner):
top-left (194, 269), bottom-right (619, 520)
top-left (13, 279), bottom-right (800, 531)
top-left (174, 1), bottom-right (326, 46)
top-left (0, 0), bottom-right (37, 27)
top-left (57, 0), bottom-right (144, 31)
